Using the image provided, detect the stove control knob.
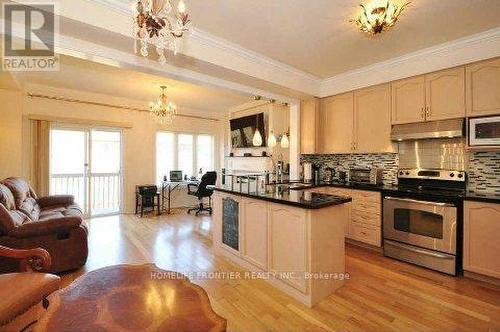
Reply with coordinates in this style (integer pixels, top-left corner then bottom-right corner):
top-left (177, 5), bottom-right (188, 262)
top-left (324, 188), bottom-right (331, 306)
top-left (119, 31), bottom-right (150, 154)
top-left (399, 171), bottom-right (404, 175)
top-left (458, 173), bottom-right (463, 178)
top-left (405, 171), bottom-right (410, 175)
top-left (449, 172), bottom-right (455, 178)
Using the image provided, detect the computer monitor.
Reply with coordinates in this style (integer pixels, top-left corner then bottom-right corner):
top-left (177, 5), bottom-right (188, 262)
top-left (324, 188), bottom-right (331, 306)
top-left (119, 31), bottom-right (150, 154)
top-left (169, 170), bottom-right (183, 182)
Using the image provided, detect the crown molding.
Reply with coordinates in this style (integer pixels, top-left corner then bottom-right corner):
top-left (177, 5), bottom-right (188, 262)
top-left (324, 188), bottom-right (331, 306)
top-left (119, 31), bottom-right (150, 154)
top-left (88, 0), bottom-right (131, 15)
top-left (84, 0), bottom-right (320, 95)
top-left (319, 27), bottom-right (500, 97)
top-left (32, 2), bottom-right (500, 100)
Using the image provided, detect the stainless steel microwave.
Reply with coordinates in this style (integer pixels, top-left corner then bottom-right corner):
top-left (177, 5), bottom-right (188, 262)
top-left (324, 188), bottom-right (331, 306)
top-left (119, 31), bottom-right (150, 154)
top-left (469, 116), bottom-right (500, 147)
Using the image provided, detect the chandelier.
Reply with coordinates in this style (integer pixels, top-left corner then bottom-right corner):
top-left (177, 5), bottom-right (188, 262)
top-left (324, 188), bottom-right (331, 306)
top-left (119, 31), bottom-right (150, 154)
top-left (133, 0), bottom-right (192, 64)
top-left (149, 86), bottom-right (177, 124)
top-left (351, 0), bottom-right (410, 35)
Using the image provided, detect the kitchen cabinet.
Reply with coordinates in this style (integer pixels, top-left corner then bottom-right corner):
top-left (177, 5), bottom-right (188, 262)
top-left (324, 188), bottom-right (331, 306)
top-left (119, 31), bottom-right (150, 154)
top-left (241, 198), bottom-right (268, 270)
top-left (425, 67), bottom-right (465, 121)
top-left (349, 190), bottom-right (382, 246)
top-left (466, 57), bottom-right (500, 117)
top-left (354, 84), bottom-right (394, 153)
top-left (391, 75), bottom-right (426, 124)
top-left (300, 98), bottom-right (320, 154)
top-left (269, 205), bottom-right (308, 292)
top-left (319, 92), bottom-right (353, 154)
top-left (214, 191), bottom-right (348, 307)
top-left (310, 188), bottom-right (382, 247)
top-left (392, 67), bottom-right (465, 124)
top-left (318, 86), bottom-right (393, 154)
top-left (463, 201), bottom-right (500, 279)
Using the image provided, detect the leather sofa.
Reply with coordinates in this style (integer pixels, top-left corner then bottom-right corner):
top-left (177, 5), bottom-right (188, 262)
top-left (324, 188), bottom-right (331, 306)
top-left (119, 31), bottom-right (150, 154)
top-left (0, 177), bottom-right (88, 273)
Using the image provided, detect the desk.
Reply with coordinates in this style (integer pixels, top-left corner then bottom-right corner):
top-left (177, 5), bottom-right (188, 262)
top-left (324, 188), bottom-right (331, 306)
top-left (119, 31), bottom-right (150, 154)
top-left (160, 180), bottom-right (199, 214)
top-left (34, 264), bottom-right (227, 332)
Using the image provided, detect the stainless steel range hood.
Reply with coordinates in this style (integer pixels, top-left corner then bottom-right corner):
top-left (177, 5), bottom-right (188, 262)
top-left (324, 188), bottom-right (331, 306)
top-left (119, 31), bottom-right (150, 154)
top-left (391, 119), bottom-right (464, 141)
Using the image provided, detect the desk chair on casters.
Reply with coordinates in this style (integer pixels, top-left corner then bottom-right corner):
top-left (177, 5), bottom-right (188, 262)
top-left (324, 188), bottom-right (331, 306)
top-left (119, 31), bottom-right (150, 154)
top-left (187, 172), bottom-right (217, 216)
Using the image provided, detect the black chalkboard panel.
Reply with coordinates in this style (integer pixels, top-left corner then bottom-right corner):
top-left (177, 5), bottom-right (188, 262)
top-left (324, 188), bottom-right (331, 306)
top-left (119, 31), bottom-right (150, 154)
top-left (222, 197), bottom-right (239, 251)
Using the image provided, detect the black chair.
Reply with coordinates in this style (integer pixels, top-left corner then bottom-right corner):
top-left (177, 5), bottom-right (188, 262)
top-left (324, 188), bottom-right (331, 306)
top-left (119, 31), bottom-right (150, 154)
top-left (187, 172), bottom-right (217, 215)
top-left (135, 185), bottom-right (160, 217)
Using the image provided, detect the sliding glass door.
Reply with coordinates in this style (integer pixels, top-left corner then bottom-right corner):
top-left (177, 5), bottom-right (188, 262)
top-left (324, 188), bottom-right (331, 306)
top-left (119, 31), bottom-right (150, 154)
top-left (49, 127), bottom-right (122, 217)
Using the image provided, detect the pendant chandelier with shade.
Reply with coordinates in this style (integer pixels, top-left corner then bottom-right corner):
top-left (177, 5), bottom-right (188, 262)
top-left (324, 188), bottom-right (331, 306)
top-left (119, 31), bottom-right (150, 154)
top-left (252, 113), bottom-right (263, 147)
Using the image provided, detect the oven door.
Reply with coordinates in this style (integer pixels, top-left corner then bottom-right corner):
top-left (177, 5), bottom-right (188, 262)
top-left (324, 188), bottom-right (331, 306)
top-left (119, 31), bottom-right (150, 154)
top-left (383, 197), bottom-right (457, 254)
top-left (469, 116), bottom-right (500, 146)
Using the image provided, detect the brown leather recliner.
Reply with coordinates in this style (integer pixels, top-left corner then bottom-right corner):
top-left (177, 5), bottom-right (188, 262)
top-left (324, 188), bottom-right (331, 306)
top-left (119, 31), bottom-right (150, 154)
top-left (0, 177), bottom-right (88, 273)
top-left (0, 245), bottom-right (61, 331)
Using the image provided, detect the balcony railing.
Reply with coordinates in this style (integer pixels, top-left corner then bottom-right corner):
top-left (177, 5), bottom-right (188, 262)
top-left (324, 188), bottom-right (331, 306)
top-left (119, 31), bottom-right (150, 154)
top-left (50, 173), bottom-right (121, 216)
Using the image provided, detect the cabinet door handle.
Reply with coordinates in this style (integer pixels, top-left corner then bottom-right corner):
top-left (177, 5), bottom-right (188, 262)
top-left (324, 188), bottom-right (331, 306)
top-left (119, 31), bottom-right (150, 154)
top-left (420, 107), bottom-right (425, 119)
top-left (426, 106), bottom-right (431, 117)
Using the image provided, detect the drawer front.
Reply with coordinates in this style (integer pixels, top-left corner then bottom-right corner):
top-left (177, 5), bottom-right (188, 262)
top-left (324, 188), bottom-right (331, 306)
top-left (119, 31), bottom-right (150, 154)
top-left (349, 222), bottom-right (381, 246)
top-left (353, 199), bottom-right (380, 214)
top-left (351, 190), bottom-right (381, 203)
top-left (352, 209), bottom-right (381, 227)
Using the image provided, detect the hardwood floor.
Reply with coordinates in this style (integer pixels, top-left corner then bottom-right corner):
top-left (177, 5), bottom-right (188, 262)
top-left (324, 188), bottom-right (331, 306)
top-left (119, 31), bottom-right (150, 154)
top-left (62, 214), bottom-right (500, 332)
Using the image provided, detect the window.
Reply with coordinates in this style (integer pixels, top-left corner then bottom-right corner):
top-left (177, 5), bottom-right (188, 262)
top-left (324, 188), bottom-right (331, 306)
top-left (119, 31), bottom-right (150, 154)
top-left (156, 132), bottom-right (215, 184)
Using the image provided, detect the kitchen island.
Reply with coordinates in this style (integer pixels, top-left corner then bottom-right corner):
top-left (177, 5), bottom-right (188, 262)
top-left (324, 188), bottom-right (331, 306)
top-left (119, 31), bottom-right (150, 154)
top-left (212, 186), bottom-right (352, 307)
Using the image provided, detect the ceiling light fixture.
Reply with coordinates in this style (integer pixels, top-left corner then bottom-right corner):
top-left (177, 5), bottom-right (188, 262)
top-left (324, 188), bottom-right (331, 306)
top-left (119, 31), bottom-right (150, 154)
top-left (133, 0), bottom-right (192, 64)
top-left (351, 0), bottom-right (410, 35)
top-left (150, 86), bottom-right (177, 124)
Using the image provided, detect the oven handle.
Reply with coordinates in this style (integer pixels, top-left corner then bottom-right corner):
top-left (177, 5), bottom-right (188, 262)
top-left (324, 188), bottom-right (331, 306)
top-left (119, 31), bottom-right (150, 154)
top-left (385, 240), bottom-right (455, 259)
top-left (384, 196), bottom-right (455, 208)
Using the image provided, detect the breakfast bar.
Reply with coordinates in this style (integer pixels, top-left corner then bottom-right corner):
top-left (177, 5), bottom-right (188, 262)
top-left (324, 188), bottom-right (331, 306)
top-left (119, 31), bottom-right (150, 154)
top-left (212, 186), bottom-right (351, 307)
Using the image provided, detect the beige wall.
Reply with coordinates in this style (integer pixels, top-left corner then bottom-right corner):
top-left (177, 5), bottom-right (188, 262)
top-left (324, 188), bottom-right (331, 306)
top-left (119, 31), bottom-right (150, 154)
top-left (0, 84), bottom-right (224, 213)
top-left (0, 89), bottom-right (23, 180)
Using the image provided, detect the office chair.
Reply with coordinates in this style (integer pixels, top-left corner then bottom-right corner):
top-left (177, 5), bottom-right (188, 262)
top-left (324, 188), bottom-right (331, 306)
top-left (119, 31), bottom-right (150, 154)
top-left (187, 171), bottom-right (217, 215)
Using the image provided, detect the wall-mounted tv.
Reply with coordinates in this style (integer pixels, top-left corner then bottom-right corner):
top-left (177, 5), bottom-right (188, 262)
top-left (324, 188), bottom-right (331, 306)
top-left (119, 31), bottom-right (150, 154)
top-left (230, 113), bottom-right (266, 148)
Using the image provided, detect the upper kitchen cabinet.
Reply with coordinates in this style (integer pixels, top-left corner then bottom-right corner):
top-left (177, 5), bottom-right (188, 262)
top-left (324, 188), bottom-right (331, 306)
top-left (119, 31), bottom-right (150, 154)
top-left (466, 57), bottom-right (500, 117)
top-left (425, 67), bottom-right (465, 121)
top-left (392, 67), bottom-right (466, 124)
top-left (354, 84), bottom-right (394, 153)
top-left (319, 92), bottom-right (354, 154)
top-left (300, 98), bottom-right (319, 154)
top-left (391, 75), bottom-right (426, 124)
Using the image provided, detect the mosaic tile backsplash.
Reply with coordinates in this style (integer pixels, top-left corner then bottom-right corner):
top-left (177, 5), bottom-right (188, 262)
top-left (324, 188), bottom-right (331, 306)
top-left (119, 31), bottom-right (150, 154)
top-left (300, 153), bottom-right (399, 185)
top-left (467, 152), bottom-right (500, 194)
top-left (301, 149), bottom-right (500, 193)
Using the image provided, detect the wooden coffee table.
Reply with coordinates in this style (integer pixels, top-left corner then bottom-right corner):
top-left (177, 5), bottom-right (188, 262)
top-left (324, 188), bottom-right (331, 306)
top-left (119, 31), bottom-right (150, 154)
top-left (34, 264), bottom-right (226, 332)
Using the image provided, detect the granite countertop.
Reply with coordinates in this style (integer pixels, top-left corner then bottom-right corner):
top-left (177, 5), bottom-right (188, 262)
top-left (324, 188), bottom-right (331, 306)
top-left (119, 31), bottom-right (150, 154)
top-left (465, 191), bottom-right (500, 204)
top-left (268, 180), bottom-right (396, 192)
top-left (212, 186), bottom-right (352, 209)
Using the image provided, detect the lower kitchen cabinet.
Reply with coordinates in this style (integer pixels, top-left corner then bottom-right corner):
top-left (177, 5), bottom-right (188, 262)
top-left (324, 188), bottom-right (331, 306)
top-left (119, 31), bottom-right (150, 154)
top-left (269, 205), bottom-right (308, 292)
top-left (311, 188), bottom-right (382, 247)
top-left (463, 200), bottom-right (500, 279)
top-left (241, 198), bottom-right (268, 270)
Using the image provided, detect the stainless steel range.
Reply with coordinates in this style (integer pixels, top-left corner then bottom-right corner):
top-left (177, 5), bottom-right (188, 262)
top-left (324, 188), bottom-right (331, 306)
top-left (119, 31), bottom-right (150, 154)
top-left (383, 169), bottom-right (466, 275)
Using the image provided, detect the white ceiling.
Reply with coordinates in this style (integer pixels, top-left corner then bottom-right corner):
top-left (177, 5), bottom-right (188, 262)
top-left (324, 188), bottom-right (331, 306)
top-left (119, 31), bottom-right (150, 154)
top-left (11, 55), bottom-right (251, 115)
top-left (182, 0), bottom-right (500, 78)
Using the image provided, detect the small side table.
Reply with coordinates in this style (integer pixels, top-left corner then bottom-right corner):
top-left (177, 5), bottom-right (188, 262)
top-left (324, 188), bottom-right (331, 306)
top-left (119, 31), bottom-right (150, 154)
top-left (34, 264), bottom-right (226, 332)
